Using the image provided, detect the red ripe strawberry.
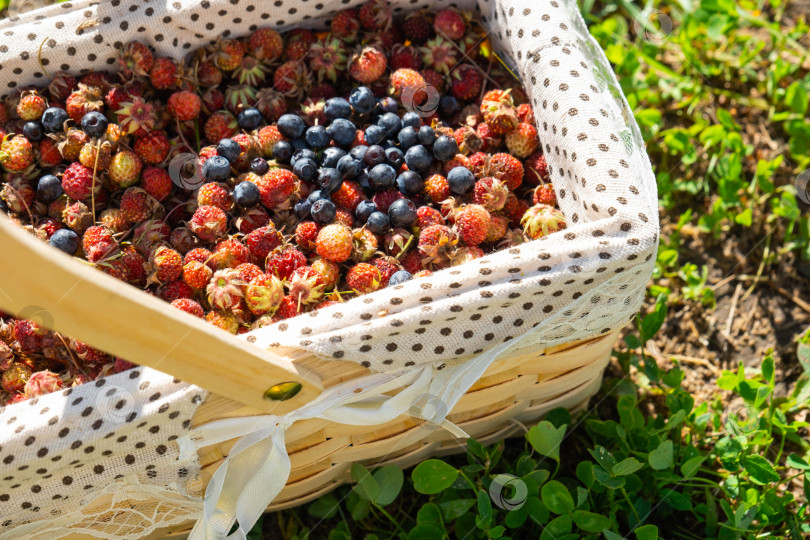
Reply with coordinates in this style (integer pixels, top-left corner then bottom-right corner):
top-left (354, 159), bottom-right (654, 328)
top-left (151, 246), bottom-right (183, 283)
top-left (335, 208), bottom-right (355, 228)
top-left (77, 140), bottom-right (112, 170)
top-left (285, 28), bottom-right (317, 60)
top-left (390, 44), bottom-right (422, 71)
top-left (207, 268), bottom-right (246, 311)
top-left (0, 135), bottom-right (35, 172)
top-left (505, 122), bottom-right (539, 158)
top-left (35, 217), bottom-right (62, 239)
top-left (141, 166), bottom-right (173, 201)
top-left (453, 126), bottom-right (482, 155)
top-left (265, 247), bottom-right (307, 280)
top-left (204, 110), bottom-right (238, 142)
top-left (401, 249), bottom-right (424, 274)
top-left (82, 226), bottom-right (117, 263)
top-left (349, 46), bottom-right (388, 84)
top-left (48, 72), bottom-right (78, 102)
top-left (418, 224), bottom-right (458, 268)
top-left (451, 246), bottom-right (485, 266)
top-left (256, 125), bottom-right (285, 157)
top-left (16, 92), bottom-right (47, 121)
top-left (23, 370), bottom-right (65, 398)
top-left (316, 223), bottom-right (353, 263)
top-left (369, 255), bottom-right (400, 286)
top-left (167, 90), bottom-right (202, 121)
top-left (169, 227), bottom-right (199, 254)
top-left (377, 24), bottom-right (403, 50)
top-left (120, 187), bottom-right (153, 223)
top-left (134, 130), bottom-right (170, 165)
top-left (331, 9), bottom-right (361, 43)
top-left (468, 151), bottom-right (487, 177)
top-left (61, 162), bottom-right (98, 200)
top-left (244, 225), bottom-right (282, 262)
top-left (287, 266), bottom-right (326, 306)
top-left (61, 201), bottom-right (92, 233)
top-left (66, 84), bottom-right (104, 123)
top-left (383, 228), bottom-right (413, 257)
top-left (521, 204), bottom-right (566, 240)
top-left (524, 152), bottom-right (550, 185)
top-left (503, 192), bottom-right (530, 225)
top-left (171, 298), bottom-right (205, 318)
top-left (346, 263), bottom-right (381, 294)
top-left (352, 227), bottom-right (378, 262)
top-left (256, 169), bottom-right (298, 210)
top-left (255, 88), bottom-right (287, 122)
top-left (310, 82), bottom-right (338, 100)
top-left (116, 96), bottom-right (156, 136)
top-left (517, 103), bottom-right (535, 125)
top-left (205, 310), bottom-right (239, 333)
top-left (295, 221), bottom-right (320, 252)
top-left (309, 38), bottom-right (348, 83)
top-left (184, 247), bottom-right (215, 269)
top-left (450, 64), bottom-right (483, 101)
top-left (533, 184), bottom-right (557, 206)
top-left (245, 273), bottom-right (284, 316)
top-left (420, 36), bottom-right (458, 74)
top-left (415, 205), bottom-right (444, 230)
top-left (485, 215), bottom-right (509, 243)
top-left (421, 69), bottom-right (445, 94)
top-left (481, 89), bottom-right (518, 135)
top-left (473, 177), bottom-right (509, 211)
top-left (104, 85), bottom-right (133, 111)
top-left (389, 69), bottom-right (426, 101)
top-left (201, 87), bottom-right (225, 113)
top-left (189, 205), bottom-right (228, 243)
top-left (372, 189), bottom-right (403, 213)
top-left (434, 8), bottom-right (466, 40)
top-left (80, 71), bottom-right (112, 92)
top-left (197, 183), bottom-right (233, 212)
top-left (2, 363), bottom-right (32, 393)
top-left (236, 263), bottom-right (263, 284)
top-left (236, 206), bottom-right (270, 234)
top-left (249, 28), bottom-right (284, 61)
top-left (214, 39), bottom-right (245, 71)
top-left (276, 295), bottom-right (304, 319)
top-left (454, 204), bottom-right (491, 246)
top-left (475, 122), bottom-right (501, 152)
top-left (108, 150), bottom-right (143, 188)
top-left (358, 0), bottom-right (392, 31)
top-left (311, 258), bottom-right (340, 290)
top-left (273, 60), bottom-right (312, 99)
top-left (150, 57), bottom-right (178, 90)
top-left (118, 40), bottom-right (154, 77)
top-left (133, 219), bottom-right (171, 256)
top-left (443, 154), bottom-right (471, 175)
top-left (332, 181), bottom-right (366, 211)
top-left (486, 153), bottom-right (524, 191)
top-left (424, 174), bottom-right (450, 204)
top-left (120, 246), bottom-right (147, 285)
top-left (402, 9), bottom-right (434, 44)
top-left (14, 320), bottom-right (43, 353)
top-left (212, 238), bottom-right (251, 269)
top-left (38, 138), bottom-right (63, 167)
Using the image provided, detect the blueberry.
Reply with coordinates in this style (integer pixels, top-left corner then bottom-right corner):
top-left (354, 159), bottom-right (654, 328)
top-left (277, 113), bottom-right (306, 139)
top-left (290, 137), bottom-right (309, 151)
top-left (305, 125), bottom-right (331, 150)
top-left (388, 198), bottom-right (417, 228)
top-left (23, 121), bottom-right (43, 142)
top-left (388, 270), bottom-right (413, 285)
top-left (0, 198), bottom-right (6, 212)
top-left (49, 229), bottom-right (79, 255)
top-left (397, 126), bottom-right (419, 149)
top-left (357, 170), bottom-right (371, 192)
top-left (233, 181), bottom-right (260, 207)
top-left (291, 148), bottom-right (317, 167)
top-left (366, 211), bottom-right (391, 234)
top-left (401, 112), bottom-right (421, 129)
top-left (350, 145), bottom-right (368, 161)
top-left (294, 198), bottom-right (313, 219)
top-left (328, 118), bottom-right (357, 147)
top-left (324, 97), bottom-right (352, 121)
top-left (272, 141), bottom-right (293, 163)
top-left (337, 154), bottom-right (362, 180)
top-left (447, 166), bottom-right (476, 195)
top-left (376, 97), bottom-right (398, 114)
top-left (293, 157), bottom-right (318, 182)
top-left (317, 167), bottom-right (343, 192)
top-left (364, 124), bottom-right (386, 146)
top-left (378, 112), bottom-right (401, 137)
top-left (385, 147), bottom-right (405, 169)
top-left (307, 189), bottom-right (330, 204)
top-left (368, 163), bottom-right (396, 191)
top-left (237, 108), bottom-right (263, 130)
top-left (349, 86), bottom-right (375, 114)
top-left (396, 170), bottom-right (423, 196)
top-left (418, 125), bottom-right (436, 146)
top-left (36, 174), bottom-right (63, 202)
top-left (432, 135), bottom-right (459, 161)
top-left (438, 95), bottom-right (460, 118)
top-left (80, 111), bottom-right (108, 138)
top-left (320, 147), bottom-right (346, 168)
top-left (202, 155), bottom-right (231, 182)
top-left (404, 144), bottom-right (432, 173)
top-left (363, 145), bottom-right (386, 167)
top-left (250, 157), bottom-right (269, 175)
top-left (355, 199), bottom-right (377, 223)
top-left (41, 107), bottom-right (69, 133)
top-left (217, 138), bottom-right (241, 162)
top-left (311, 199), bottom-right (336, 224)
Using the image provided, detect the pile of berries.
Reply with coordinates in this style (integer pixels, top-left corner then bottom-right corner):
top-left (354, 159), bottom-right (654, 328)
top-left (0, 1), bottom-right (565, 405)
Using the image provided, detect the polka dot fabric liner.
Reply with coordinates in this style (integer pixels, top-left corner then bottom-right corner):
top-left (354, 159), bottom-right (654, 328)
top-left (0, 0), bottom-right (658, 536)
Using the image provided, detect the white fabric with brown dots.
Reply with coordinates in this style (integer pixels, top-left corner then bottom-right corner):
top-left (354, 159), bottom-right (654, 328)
top-left (0, 0), bottom-right (658, 537)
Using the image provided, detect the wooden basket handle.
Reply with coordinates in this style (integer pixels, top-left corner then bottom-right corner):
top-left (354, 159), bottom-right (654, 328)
top-left (0, 215), bottom-right (322, 414)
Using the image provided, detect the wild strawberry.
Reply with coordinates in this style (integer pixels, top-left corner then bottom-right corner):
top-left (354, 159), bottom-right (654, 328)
top-left (316, 223), bottom-right (353, 263)
top-left (484, 214), bottom-right (509, 243)
top-left (505, 122), bottom-right (539, 158)
top-left (205, 310), bottom-right (240, 334)
top-left (521, 204), bottom-right (566, 240)
top-left (197, 183), bottom-right (233, 212)
top-left (189, 205), bottom-right (228, 243)
top-left (150, 246), bottom-right (183, 283)
top-left (0, 341), bottom-right (13, 372)
top-left (358, 0), bottom-right (392, 31)
top-left (517, 103), bottom-right (535, 125)
top-left (0, 135), bottom-right (34, 172)
top-left (120, 187), bottom-right (154, 223)
top-left (212, 238), bottom-right (250, 270)
top-left (201, 87), bottom-right (226, 114)
top-left (181, 260), bottom-right (212, 290)
top-left (133, 219), bottom-right (171, 256)
top-left (382, 227), bottom-right (412, 257)
top-left (296, 221), bottom-right (320, 252)
top-left (249, 28), bottom-right (284, 61)
top-left (475, 122), bottom-right (501, 152)
top-left (148, 57), bottom-right (177, 90)
top-left (311, 258), bottom-right (340, 290)
top-left (256, 169), bottom-right (298, 210)
top-left (104, 85), bottom-right (134, 111)
top-left (35, 217), bottom-right (62, 240)
top-left (244, 225), bottom-right (283, 262)
top-left (121, 246), bottom-right (147, 285)
top-left (83, 225), bottom-right (117, 263)
top-left (276, 295), bottom-right (304, 319)
top-left (116, 97), bottom-right (156, 136)
top-left (331, 180), bottom-right (366, 211)
top-left (233, 55), bottom-right (270, 87)
top-left (171, 298), bottom-right (205, 318)
top-left (61, 162), bottom-right (98, 200)
top-left (0, 178), bottom-right (34, 214)
top-left (38, 138), bottom-right (63, 167)
top-left (141, 166), bottom-right (173, 201)
top-left (62, 201), bottom-right (93, 233)
top-left (235, 263), bottom-right (263, 284)
top-left (485, 153), bottom-right (524, 191)
top-left (454, 204), bottom-right (491, 246)
top-left (48, 72), bottom-right (77, 102)
top-left (533, 184), bottom-right (557, 207)
top-left (349, 46), bottom-right (388, 84)
top-left (204, 110), bottom-right (238, 142)
top-left (389, 69), bottom-right (426, 101)
top-left (369, 255), bottom-right (400, 285)
top-left (415, 205), bottom-right (444, 230)
top-left (450, 64), bottom-right (483, 101)
top-left (287, 266), bottom-right (326, 306)
top-left (524, 152), bottom-right (550, 185)
top-left (118, 40), bottom-right (154, 77)
top-left (390, 44), bottom-right (422, 71)
top-left (184, 247), bottom-right (215, 268)
top-left (245, 273), bottom-right (284, 315)
top-left (16, 92), bottom-right (47, 121)
top-left (211, 39), bottom-right (245, 72)
top-left (370, 189), bottom-right (402, 214)
top-left (236, 206), bottom-right (270, 234)
top-left (346, 263), bottom-right (381, 294)
top-left (207, 268), bottom-right (245, 311)
top-left (256, 125), bottom-right (285, 156)
top-left (224, 84), bottom-right (258, 115)
top-left (332, 10), bottom-right (361, 43)
top-left (403, 9), bottom-right (433, 44)
top-left (66, 84), bottom-right (104, 123)
top-left (78, 140), bottom-right (113, 170)
top-left (481, 90), bottom-right (518, 135)
top-left (108, 150), bottom-right (142, 188)
top-left (418, 224), bottom-right (458, 268)
top-left (424, 174), bottom-right (450, 204)
top-left (273, 60), bottom-right (311, 99)
top-left (352, 227), bottom-right (378, 262)
top-left (80, 71), bottom-right (112, 92)
top-left (502, 192), bottom-right (529, 225)
top-left (167, 90), bottom-right (202, 121)
top-left (335, 208), bottom-right (355, 227)
top-left (58, 128), bottom-right (89, 161)
top-left (434, 8), bottom-right (466, 40)
top-left (310, 82), bottom-right (338, 100)
top-left (473, 177), bottom-right (509, 211)
top-left (255, 88), bottom-right (287, 122)
top-left (421, 68), bottom-right (446, 94)
top-left (309, 38), bottom-right (348, 83)
top-left (451, 246), bottom-right (485, 266)
top-left (265, 246), bottom-right (307, 280)
top-left (413, 269), bottom-right (433, 278)
top-left (284, 40), bottom-right (313, 63)
top-left (2, 363), bottom-right (32, 393)
top-left (420, 36), bottom-right (458, 74)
